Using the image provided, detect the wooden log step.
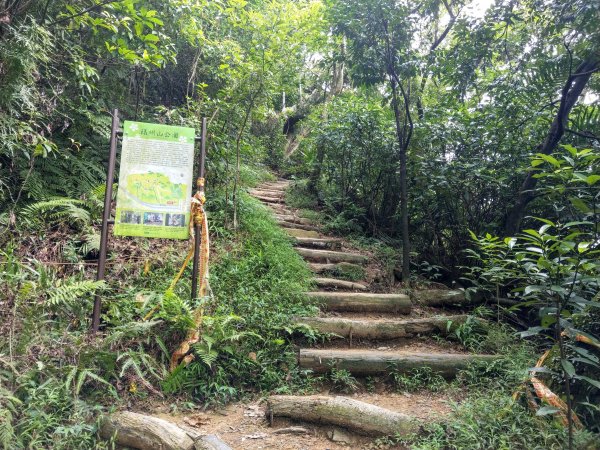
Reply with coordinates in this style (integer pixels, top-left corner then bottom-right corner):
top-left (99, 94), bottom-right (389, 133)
top-left (255, 195), bottom-right (284, 203)
top-left (296, 248), bottom-right (368, 264)
top-left (308, 262), bottom-right (363, 273)
top-left (274, 214), bottom-right (313, 225)
top-left (294, 237), bottom-right (342, 249)
top-left (250, 189), bottom-right (284, 198)
top-left (285, 228), bottom-right (321, 238)
top-left (260, 182), bottom-right (289, 189)
top-left (298, 349), bottom-right (498, 377)
top-left (267, 395), bottom-right (416, 437)
top-left (306, 292), bottom-right (411, 313)
top-left (313, 277), bottom-right (368, 291)
top-left (278, 220), bottom-right (321, 231)
top-left (412, 289), bottom-right (476, 307)
top-left (294, 315), bottom-right (469, 339)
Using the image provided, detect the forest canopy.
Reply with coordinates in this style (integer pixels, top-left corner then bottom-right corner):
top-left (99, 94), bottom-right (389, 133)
top-left (0, 0), bottom-right (598, 448)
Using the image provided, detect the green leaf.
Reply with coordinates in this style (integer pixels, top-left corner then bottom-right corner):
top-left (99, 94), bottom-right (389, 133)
top-left (585, 175), bottom-right (600, 185)
top-left (537, 153), bottom-right (560, 167)
top-left (561, 359), bottom-right (576, 378)
top-left (576, 376), bottom-right (600, 390)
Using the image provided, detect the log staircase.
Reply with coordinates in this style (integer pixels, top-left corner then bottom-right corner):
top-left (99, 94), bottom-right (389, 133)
top-left (249, 180), bottom-right (498, 439)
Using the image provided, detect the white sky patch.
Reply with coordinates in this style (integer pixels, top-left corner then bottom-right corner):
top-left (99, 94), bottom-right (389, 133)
top-left (464, 0), bottom-right (495, 19)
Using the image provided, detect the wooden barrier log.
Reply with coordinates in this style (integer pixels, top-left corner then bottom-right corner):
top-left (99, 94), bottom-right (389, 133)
top-left (267, 395), bottom-right (416, 437)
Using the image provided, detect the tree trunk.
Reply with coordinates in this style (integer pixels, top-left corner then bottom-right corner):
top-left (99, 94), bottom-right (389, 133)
top-left (504, 58), bottom-right (599, 236)
top-left (267, 395), bottom-right (417, 437)
top-left (388, 72), bottom-right (412, 282)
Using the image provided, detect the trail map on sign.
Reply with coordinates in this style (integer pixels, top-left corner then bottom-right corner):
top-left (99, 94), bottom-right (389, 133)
top-left (114, 121), bottom-right (195, 239)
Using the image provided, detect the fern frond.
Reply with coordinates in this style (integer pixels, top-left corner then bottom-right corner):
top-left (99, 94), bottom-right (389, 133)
top-left (47, 279), bottom-right (105, 307)
top-left (20, 197), bottom-right (91, 227)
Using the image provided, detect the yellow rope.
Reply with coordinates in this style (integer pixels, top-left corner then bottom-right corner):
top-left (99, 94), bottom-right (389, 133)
top-left (166, 177), bottom-right (212, 371)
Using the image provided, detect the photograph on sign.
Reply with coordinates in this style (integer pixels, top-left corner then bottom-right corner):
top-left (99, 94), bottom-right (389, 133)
top-left (114, 121), bottom-right (195, 239)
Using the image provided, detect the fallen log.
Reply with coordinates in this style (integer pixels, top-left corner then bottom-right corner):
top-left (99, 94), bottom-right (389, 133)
top-left (100, 411), bottom-right (194, 450)
top-left (99, 411), bottom-right (233, 450)
top-left (299, 349), bottom-right (499, 377)
top-left (306, 292), bottom-right (411, 313)
top-left (313, 277), bottom-right (368, 291)
top-left (295, 315), bottom-right (468, 339)
top-left (267, 395), bottom-right (417, 437)
top-left (411, 289), bottom-right (472, 307)
top-left (296, 248), bottom-right (368, 264)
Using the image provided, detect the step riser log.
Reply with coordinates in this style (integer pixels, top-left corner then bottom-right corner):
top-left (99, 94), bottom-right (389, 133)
top-left (279, 221), bottom-right (321, 231)
top-left (274, 214), bottom-right (313, 225)
top-left (256, 195), bottom-right (284, 203)
top-left (299, 349), bottom-right (498, 377)
top-left (285, 229), bottom-right (320, 238)
top-left (295, 315), bottom-right (468, 339)
top-left (296, 248), bottom-right (368, 264)
top-left (313, 278), bottom-right (368, 291)
top-left (307, 292), bottom-right (411, 313)
top-left (294, 238), bottom-right (342, 249)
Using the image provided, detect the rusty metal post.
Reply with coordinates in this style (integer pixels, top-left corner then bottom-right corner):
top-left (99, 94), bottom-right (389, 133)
top-left (92, 109), bottom-right (120, 333)
top-left (191, 117), bottom-right (208, 301)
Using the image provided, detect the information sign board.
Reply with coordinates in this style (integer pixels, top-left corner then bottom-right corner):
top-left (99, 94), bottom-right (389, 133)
top-left (114, 121), bottom-right (195, 239)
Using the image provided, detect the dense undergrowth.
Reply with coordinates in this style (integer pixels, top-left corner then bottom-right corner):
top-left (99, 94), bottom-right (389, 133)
top-left (0, 170), bottom-right (319, 448)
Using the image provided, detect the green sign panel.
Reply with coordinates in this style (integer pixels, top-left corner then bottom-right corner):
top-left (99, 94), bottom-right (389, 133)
top-left (114, 121), bottom-right (195, 239)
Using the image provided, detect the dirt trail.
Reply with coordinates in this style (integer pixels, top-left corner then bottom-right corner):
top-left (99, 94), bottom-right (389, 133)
top-left (162, 179), bottom-right (493, 449)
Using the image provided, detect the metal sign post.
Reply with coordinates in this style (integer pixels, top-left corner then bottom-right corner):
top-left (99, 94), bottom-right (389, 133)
top-left (191, 117), bottom-right (208, 301)
top-left (92, 109), bottom-right (120, 333)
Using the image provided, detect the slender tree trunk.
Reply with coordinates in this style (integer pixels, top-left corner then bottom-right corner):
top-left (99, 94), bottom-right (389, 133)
top-left (388, 73), bottom-right (411, 281)
top-left (504, 58), bottom-right (599, 236)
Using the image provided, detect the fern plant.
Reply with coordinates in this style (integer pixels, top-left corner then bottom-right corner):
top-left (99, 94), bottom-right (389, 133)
top-left (47, 280), bottom-right (105, 308)
top-left (0, 386), bottom-right (21, 449)
top-left (192, 315), bottom-right (262, 368)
